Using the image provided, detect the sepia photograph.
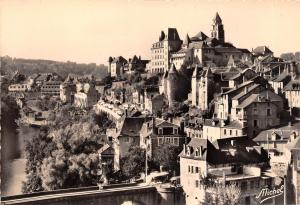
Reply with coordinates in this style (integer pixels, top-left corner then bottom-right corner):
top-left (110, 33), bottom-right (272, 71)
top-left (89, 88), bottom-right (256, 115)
top-left (1, 0), bottom-right (300, 204)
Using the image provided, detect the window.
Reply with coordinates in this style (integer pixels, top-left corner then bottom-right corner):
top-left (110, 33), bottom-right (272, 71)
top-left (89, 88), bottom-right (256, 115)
top-left (188, 166), bottom-right (191, 173)
top-left (230, 130), bottom-right (232, 135)
top-left (195, 167), bottom-right (199, 173)
top-left (267, 109), bottom-right (271, 116)
top-left (174, 138), bottom-right (178, 145)
top-left (250, 181), bottom-right (254, 189)
top-left (224, 129), bottom-right (227, 135)
top-left (253, 108), bottom-right (257, 114)
top-left (124, 137), bottom-right (129, 142)
top-left (173, 128), bottom-right (178, 134)
top-left (191, 166), bottom-right (194, 174)
top-left (158, 128), bottom-right (163, 135)
top-left (195, 180), bottom-right (199, 188)
top-left (253, 120), bottom-right (258, 127)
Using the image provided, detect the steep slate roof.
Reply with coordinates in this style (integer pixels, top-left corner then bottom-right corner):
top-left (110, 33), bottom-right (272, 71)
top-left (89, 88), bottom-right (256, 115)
top-left (180, 137), bottom-right (269, 165)
top-left (98, 144), bottom-right (114, 155)
top-left (236, 90), bottom-right (283, 109)
top-left (253, 46), bottom-right (273, 55)
top-left (183, 34), bottom-right (191, 45)
top-left (213, 12), bottom-right (222, 24)
top-left (284, 80), bottom-right (300, 91)
top-left (119, 117), bottom-right (148, 137)
top-left (270, 71), bottom-right (291, 82)
top-left (112, 56), bottom-right (128, 64)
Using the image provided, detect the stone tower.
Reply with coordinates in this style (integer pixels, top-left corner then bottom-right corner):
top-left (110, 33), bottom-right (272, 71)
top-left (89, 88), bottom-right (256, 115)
top-left (192, 65), bottom-right (201, 106)
top-left (108, 56), bottom-right (113, 74)
top-left (198, 67), bottom-right (214, 111)
top-left (211, 12), bottom-right (225, 43)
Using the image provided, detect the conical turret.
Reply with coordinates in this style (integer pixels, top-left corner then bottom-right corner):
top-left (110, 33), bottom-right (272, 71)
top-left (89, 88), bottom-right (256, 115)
top-left (213, 12), bottom-right (222, 24)
top-left (183, 34), bottom-right (191, 47)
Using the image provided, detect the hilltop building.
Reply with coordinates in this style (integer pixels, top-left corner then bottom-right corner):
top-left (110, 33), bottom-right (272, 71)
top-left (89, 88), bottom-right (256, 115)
top-left (179, 137), bottom-right (274, 205)
top-left (148, 28), bottom-right (182, 74)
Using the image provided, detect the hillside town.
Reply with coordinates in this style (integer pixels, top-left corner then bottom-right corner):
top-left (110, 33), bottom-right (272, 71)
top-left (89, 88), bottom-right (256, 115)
top-left (1, 12), bottom-right (300, 205)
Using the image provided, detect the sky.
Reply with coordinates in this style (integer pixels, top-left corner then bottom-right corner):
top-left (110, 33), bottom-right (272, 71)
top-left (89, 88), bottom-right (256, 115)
top-left (1, 0), bottom-right (300, 65)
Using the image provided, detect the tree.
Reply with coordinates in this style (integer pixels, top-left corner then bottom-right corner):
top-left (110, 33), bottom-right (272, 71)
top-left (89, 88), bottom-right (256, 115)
top-left (203, 183), bottom-right (241, 205)
top-left (152, 144), bottom-right (181, 174)
top-left (22, 109), bottom-right (111, 192)
top-left (120, 146), bottom-right (145, 179)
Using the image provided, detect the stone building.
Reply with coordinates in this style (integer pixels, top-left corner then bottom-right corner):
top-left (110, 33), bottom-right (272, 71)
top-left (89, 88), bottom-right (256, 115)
top-left (160, 63), bottom-right (190, 107)
top-left (191, 66), bottom-right (214, 111)
top-left (140, 117), bottom-right (186, 158)
top-left (284, 79), bottom-right (300, 117)
top-left (168, 13), bottom-right (252, 69)
top-left (148, 28), bottom-right (182, 74)
top-left (108, 56), bottom-right (128, 77)
top-left (60, 78), bottom-right (76, 103)
top-left (74, 83), bottom-right (99, 108)
top-left (202, 119), bottom-right (246, 142)
top-left (179, 137), bottom-right (273, 205)
top-left (110, 117), bottom-right (149, 170)
top-left (41, 80), bottom-right (62, 96)
top-left (230, 89), bottom-right (284, 138)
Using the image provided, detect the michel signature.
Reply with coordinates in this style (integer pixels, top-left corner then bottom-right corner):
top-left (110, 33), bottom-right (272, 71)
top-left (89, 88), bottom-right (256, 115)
top-left (255, 185), bottom-right (284, 203)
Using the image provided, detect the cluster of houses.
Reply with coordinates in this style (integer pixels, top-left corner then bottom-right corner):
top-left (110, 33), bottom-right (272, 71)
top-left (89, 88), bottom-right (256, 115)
top-left (6, 12), bottom-right (300, 205)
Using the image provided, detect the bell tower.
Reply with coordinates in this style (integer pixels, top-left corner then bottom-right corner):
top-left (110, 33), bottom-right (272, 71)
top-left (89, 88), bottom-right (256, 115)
top-left (211, 12), bottom-right (225, 43)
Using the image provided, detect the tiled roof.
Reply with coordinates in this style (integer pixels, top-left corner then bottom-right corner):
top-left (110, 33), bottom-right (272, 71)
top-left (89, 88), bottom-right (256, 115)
top-left (180, 137), bottom-right (269, 165)
top-left (253, 46), bottom-right (273, 55)
top-left (236, 90), bottom-right (283, 108)
top-left (283, 80), bottom-right (300, 91)
top-left (119, 117), bottom-right (147, 137)
top-left (112, 56), bottom-right (128, 64)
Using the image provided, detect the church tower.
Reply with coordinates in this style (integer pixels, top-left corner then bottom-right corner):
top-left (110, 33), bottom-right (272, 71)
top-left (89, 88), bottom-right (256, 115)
top-left (211, 12), bottom-right (225, 43)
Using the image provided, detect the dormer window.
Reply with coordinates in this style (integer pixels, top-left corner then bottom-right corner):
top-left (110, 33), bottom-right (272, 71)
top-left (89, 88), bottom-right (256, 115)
top-left (195, 149), bottom-right (199, 157)
top-left (173, 128), bottom-right (178, 134)
top-left (158, 128), bottom-right (163, 135)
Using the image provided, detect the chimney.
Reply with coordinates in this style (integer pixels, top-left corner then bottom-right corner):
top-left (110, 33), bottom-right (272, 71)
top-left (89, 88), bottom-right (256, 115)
top-left (220, 119), bottom-right (225, 127)
top-left (244, 86), bottom-right (248, 94)
top-left (180, 121), bottom-right (185, 134)
top-left (199, 146), bottom-right (203, 157)
top-left (183, 144), bottom-right (186, 154)
top-left (152, 117), bottom-right (156, 129)
top-left (289, 107), bottom-right (293, 127)
top-left (139, 56), bottom-right (141, 60)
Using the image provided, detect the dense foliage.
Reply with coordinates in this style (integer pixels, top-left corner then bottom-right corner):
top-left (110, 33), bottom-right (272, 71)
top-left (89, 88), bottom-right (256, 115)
top-left (152, 144), bottom-right (181, 174)
top-left (120, 146), bottom-right (146, 179)
top-left (21, 106), bottom-right (114, 192)
top-left (1, 56), bottom-right (108, 79)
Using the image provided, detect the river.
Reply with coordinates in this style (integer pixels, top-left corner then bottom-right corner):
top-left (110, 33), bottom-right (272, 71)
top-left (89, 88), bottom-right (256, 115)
top-left (1, 97), bottom-right (27, 196)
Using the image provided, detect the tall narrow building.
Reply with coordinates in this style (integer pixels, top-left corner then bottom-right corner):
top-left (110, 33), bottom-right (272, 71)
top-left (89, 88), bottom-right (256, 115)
top-left (211, 12), bottom-right (225, 43)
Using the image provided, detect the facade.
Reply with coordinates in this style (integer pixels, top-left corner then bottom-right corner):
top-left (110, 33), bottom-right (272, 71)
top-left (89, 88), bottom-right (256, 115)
top-left (98, 143), bottom-right (115, 173)
top-left (111, 117), bottom-right (149, 170)
top-left (41, 80), bottom-right (62, 96)
top-left (202, 119), bottom-right (246, 141)
top-left (148, 28), bottom-right (182, 74)
top-left (108, 56), bottom-right (128, 77)
top-left (74, 83), bottom-right (99, 108)
top-left (231, 89), bottom-right (284, 138)
top-left (254, 122), bottom-right (300, 156)
top-left (179, 137), bottom-right (273, 205)
top-left (284, 79), bottom-right (300, 117)
top-left (60, 81), bottom-right (76, 103)
top-left (191, 66), bottom-right (214, 111)
top-left (140, 117), bottom-right (186, 157)
top-left (8, 83), bottom-right (31, 92)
